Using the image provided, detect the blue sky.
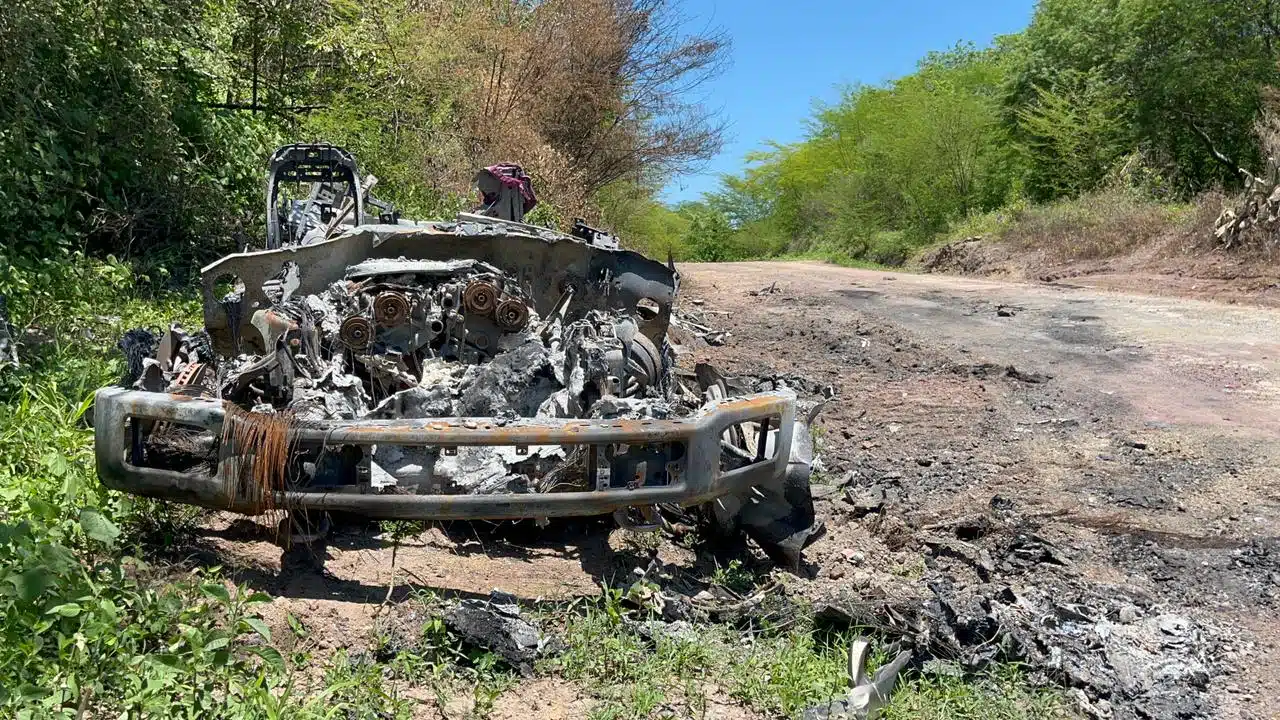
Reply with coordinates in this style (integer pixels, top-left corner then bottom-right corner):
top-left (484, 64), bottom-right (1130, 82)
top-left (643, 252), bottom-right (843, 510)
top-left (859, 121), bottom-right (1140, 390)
top-left (661, 0), bottom-right (1038, 203)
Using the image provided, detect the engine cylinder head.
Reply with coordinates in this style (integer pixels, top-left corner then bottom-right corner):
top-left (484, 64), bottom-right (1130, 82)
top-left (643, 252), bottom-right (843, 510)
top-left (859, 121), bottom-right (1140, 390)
top-left (339, 316), bottom-right (374, 351)
top-left (495, 298), bottom-right (530, 332)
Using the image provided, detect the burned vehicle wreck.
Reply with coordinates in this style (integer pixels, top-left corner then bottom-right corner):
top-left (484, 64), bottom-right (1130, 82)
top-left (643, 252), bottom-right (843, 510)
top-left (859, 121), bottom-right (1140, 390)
top-left (94, 144), bottom-right (820, 563)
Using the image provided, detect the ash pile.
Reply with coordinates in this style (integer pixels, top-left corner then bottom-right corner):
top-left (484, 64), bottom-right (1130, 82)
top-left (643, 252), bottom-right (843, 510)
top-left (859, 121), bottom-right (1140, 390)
top-left (809, 499), bottom-right (1235, 720)
top-left (141, 256), bottom-right (688, 496)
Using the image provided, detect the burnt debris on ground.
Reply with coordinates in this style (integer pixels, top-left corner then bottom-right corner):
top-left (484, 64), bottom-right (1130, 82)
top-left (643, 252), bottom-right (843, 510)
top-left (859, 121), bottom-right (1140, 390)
top-left (444, 590), bottom-right (561, 677)
top-left (660, 270), bottom-right (1265, 720)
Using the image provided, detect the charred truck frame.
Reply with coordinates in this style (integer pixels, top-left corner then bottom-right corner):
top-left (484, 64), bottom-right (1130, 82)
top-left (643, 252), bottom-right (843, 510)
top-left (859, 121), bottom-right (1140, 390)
top-left (93, 144), bottom-right (819, 564)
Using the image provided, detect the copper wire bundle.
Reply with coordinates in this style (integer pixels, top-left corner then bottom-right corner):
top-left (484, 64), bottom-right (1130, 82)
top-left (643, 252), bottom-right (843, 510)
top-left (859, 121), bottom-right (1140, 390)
top-left (221, 403), bottom-right (297, 522)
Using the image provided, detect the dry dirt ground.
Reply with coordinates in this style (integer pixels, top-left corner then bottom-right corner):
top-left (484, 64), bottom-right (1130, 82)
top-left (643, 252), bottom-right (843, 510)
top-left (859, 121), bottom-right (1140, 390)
top-left (679, 261), bottom-right (1280, 718)
top-left (178, 260), bottom-right (1280, 718)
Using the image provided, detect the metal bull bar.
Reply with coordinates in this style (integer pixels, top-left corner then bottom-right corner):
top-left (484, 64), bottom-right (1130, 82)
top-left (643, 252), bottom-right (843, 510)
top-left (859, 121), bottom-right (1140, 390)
top-left (93, 386), bottom-right (797, 520)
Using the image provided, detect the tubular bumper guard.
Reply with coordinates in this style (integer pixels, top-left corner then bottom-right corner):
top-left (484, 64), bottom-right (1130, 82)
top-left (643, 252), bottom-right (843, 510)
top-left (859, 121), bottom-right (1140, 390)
top-left (94, 386), bottom-right (796, 520)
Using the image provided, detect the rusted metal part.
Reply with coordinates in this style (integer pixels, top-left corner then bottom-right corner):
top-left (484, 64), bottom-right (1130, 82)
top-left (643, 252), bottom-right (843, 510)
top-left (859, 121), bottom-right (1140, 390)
top-left (95, 386), bottom-right (795, 520)
top-left (168, 362), bottom-right (207, 393)
top-left (494, 298), bottom-right (530, 332)
top-left (373, 291), bottom-right (411, 327)
top-left (251, 309), bottom-right (297, 349)
top-left (339, 316), bottom-right (373, 350)
top-left (221, 404), bottom-right (297, 515)
top-left (463, 280), bottom-right (499, 315)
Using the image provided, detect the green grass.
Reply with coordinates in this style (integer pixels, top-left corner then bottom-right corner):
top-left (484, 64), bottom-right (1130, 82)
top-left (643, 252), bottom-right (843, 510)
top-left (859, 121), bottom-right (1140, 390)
top-left (885, 665), bottom-right (1074, 720)
top-left (555, 593), bottom-right (720, 719)
top-left (781, 249), bottom-right (896, 270)
top-left (549, 588), bottom-right (1073, 720)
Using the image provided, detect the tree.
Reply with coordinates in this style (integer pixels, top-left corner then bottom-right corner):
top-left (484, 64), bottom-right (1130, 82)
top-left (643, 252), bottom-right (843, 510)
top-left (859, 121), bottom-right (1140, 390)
top-left (706, 174), bottom-right (775, 228)
top-left (1008, 0), bottom-right (1280, 195)
top-left (680, 204), bottom-right (735, 262)
top-left (1016, 69), bottom-right (1130, 196)
top-left (1118, 0), bottom-right (1280, 190)
top-left (462, 0), bottom-right (729, 197)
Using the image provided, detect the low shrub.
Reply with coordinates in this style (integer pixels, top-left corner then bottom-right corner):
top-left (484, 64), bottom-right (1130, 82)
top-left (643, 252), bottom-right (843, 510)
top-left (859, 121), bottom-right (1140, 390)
top-left (1000, 188), bottom-right (1192, 261)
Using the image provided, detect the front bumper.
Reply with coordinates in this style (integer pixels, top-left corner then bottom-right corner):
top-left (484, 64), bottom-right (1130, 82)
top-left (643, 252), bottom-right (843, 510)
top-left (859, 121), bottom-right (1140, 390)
top-left (93, 386), bottom-right (795, 520)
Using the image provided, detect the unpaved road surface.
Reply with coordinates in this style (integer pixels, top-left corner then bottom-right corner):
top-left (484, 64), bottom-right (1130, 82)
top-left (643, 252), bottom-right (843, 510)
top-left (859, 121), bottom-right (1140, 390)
top-left (680, 261), bottom-right (1280, 718)
top-left (188, 260), bottom-right (1280, 718)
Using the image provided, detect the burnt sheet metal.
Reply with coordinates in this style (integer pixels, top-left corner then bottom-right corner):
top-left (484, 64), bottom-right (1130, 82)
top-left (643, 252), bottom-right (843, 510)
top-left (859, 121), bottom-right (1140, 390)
top-left (445, 591), bottom-right (554, 676)
top-left (94, 385), bottom-right (795, 520)
top-left (201, 222), bottom-right (678, 356)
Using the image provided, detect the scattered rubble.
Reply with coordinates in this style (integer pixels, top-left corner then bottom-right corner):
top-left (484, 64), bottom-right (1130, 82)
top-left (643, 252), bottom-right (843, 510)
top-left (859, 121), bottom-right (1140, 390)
top-left (807, 498), bottom-right (1226, 720)
top-left (671, 307), bottom-right (730, 346)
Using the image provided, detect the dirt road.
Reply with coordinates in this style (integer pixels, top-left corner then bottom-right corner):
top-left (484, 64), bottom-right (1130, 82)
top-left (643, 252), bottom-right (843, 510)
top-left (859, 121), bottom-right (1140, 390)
top-left (680, 261), bottom-right (1280, 719)
top-left (195, 260), bottom-right (1280, 718)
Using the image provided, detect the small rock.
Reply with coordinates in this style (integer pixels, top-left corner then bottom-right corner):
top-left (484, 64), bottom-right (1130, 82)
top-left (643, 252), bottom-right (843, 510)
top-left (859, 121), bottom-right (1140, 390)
top-left (845, 485), bottom-right (886, 516)
top-left (1118, 604), bottom-right (1140, 624)
top-left (1157, 614), bottom-right (1191, 638)
top-left (989, 495), bottom-right (1014, 511)
top-left (842, 549), bottom-right (866, 565)
top-left (828, 565), bottom-right (846, 580)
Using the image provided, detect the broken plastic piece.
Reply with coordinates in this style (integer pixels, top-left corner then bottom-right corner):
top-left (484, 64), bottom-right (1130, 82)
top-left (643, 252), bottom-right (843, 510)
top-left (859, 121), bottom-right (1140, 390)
top-left (801, 638), bottom-right (913, 719)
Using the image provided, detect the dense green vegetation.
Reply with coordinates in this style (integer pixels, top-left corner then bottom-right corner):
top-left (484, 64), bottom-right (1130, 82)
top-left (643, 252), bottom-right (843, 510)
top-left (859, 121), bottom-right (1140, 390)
top-left (620, 0), bottom-right (1280, 264)
top-left (0, 0), bottom-right (727, 288)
